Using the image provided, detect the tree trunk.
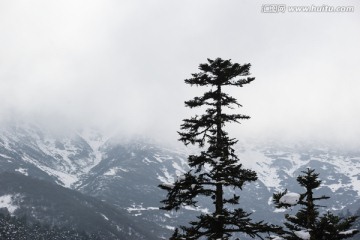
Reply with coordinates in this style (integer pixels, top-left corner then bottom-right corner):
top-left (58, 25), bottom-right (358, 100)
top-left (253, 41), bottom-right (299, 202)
top-left (307, 190), bottom-right (315, 240)
top-left (214, 84), bottom-right (224, 239)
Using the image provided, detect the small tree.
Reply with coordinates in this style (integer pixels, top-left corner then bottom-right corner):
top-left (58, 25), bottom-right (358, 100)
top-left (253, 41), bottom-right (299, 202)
top-left (316, 211), bottom-right (358, 240)
top-left (160, 58), bottom-right (280, 239)
top-left (272, 168), bottom-right (358, 240)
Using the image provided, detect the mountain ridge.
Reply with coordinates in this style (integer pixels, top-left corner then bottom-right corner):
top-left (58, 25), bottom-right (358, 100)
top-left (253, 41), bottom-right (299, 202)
top-left (0, 123), bottom-right (359, 239)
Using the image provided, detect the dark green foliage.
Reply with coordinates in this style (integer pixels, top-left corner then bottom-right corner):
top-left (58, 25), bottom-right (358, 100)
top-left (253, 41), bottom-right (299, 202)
top-left (272, 168), bottom-right (359, 240)
top-left (315, 212), bottom-right (358, 239)
top-left (160, 58), bottom-right (281, 239)
top-left (0, 212), bottom-right (99, 240)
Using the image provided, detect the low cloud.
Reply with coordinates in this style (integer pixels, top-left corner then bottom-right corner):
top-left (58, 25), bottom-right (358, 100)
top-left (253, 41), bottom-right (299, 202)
top-left (1, 0), bottom-right (359, 146)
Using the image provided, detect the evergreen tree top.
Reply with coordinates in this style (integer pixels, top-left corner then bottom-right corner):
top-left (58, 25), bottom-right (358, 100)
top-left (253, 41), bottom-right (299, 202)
top-left (185, 58), bottom-right (255, 87)
top-left (179, 58), bottom-right (254, 147)
top-left (273, 168), bottom-right (330, 209)
top-left (297, 168), bottom-right (322, 190)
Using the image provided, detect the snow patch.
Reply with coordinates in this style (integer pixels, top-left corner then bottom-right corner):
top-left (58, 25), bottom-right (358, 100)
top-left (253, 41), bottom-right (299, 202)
top-left (157, 167), bottom-right (175, 185)
top-left (294, 230), bottom-right (310, 240)
top-left (15, 168), bottom-right (28, 176)
top-left (104, 167), bottom-right (129, 176)
top-left (269, 236), bottom-right (284, 240)
top-left (104, 168), bottom-right (117, 176)
top-left (328, 182), bottom-right (347, 192)
top-left (273, 208), bottom-right (287, 213)
top-left (100, 213), bottom-right (109, 221)
top-left (153, 155), bottom-right (163, 163)
top-left (183, 205), bottom-right (209, 214)
top-left (79, 129), bottom-right (107, 173)
top-left (165, 225), bottom-right (175, 230)
top-left (172, 162), bottom-right (186, 176)
top-left (0, 153), bottom-right (11, 159)
top-left (238, 148), bottom-right (283, 191)
top-left (339, 229), bottom-right (358, 235)
top-left (0, 194), bottom-right (20, 215)
top-left (142, 157), bottom-right (156, 164)
top-left (23, 155), bottom-right (78, 188)
top-left (127, 204), bottom-right (159, 213)
top-left (279, 192), bottom-right (300, 205)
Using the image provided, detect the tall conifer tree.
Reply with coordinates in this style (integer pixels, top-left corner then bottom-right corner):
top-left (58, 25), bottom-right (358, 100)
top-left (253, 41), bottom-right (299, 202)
top-left (160, 58), bottom-right (280, 239)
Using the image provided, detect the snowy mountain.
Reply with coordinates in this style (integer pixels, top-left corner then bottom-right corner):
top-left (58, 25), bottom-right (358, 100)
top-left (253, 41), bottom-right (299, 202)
top-left (0, 123), bottom-right (359, 239)
top-left (0, 172), bottom-right (157, 239)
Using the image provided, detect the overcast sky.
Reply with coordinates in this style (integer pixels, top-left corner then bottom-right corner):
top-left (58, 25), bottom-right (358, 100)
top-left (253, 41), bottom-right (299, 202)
top-left (0, 0), bottom-right (359, 146)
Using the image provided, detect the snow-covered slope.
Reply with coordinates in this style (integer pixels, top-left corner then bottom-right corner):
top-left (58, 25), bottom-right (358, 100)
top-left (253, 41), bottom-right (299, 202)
top-left (237, 141), bottom-right (360, 209)
top-left (0, 123), bottom-right (359, 239)
top-left (0, 123), bottom-right (106, 187)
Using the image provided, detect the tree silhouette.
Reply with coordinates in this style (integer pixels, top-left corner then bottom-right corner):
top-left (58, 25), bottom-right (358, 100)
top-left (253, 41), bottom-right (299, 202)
top-left (272, 168), bottom-right (358, 240)
top-left (160, 58), bottom-right (280, 239)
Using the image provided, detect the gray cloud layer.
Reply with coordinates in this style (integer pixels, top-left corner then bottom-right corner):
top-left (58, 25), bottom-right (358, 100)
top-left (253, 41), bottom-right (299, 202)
top-left (1, 0), bottom-right (359, 145)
